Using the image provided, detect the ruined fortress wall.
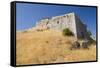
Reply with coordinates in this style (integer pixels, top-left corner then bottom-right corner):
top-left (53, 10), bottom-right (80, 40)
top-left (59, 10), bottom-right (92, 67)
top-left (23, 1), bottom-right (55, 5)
top-left (49, 13), bottom-right (76, 31)
top-left (36, 13), bottom-right (77, 37)
top-left (35, 13), bottom-right (89, 39)
top-left (36, 18), bottom-right (49, 30)
top-left (75, 15), bottom-right (90, 39)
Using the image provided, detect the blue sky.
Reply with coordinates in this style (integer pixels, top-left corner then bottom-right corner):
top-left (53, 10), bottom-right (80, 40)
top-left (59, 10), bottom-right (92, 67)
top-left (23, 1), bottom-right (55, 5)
top-left (16, 3), bottom-right (97, 38)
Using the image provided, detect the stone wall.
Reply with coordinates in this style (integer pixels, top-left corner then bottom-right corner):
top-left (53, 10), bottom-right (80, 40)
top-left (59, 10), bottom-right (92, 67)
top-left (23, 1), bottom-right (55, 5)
top-left (35, 12), bottom-right (90, 39)
top-left (75, 15), bottom-right (90, 39)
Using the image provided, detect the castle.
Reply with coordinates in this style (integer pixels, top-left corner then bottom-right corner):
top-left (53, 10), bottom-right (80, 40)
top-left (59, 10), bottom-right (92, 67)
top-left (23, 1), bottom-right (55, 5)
top-left (35, 12), bottom-right (90, 39)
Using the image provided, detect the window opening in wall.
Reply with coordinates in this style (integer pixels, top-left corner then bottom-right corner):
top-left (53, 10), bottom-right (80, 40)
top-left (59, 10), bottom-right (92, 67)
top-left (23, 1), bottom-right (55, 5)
top-left (57, 21), bottom-right (59, 24)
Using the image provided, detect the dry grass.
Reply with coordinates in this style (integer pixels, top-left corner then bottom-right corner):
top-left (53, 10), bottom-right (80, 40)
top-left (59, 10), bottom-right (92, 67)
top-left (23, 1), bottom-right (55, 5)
top-left (16, 29), bottom-right (96, 65)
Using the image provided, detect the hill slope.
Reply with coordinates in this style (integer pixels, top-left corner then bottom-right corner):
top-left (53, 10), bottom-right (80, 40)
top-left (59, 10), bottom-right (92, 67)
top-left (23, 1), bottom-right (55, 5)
top-left (16, 30), bottom-right (96, 65)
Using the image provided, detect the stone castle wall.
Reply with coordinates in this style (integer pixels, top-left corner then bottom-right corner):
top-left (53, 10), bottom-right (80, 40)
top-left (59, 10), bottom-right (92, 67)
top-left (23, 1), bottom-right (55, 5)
top-left (35, 12), bottom-right (90, 39)
top-left (75, 15), bottom-right (90, 39)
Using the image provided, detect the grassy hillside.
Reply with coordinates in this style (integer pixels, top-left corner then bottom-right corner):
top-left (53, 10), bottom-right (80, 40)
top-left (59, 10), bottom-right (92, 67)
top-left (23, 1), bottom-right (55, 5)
top-left (16, 29), bottom-right (96, 65)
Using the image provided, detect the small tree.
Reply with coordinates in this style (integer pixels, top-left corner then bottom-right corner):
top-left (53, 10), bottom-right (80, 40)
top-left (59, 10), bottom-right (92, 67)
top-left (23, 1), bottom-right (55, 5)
top-left (87, 30), bottom-right (96, 45)
top-left (87, 30), bottom-right (92, 36)
top-left (62, 28), bottom-right (74, 36)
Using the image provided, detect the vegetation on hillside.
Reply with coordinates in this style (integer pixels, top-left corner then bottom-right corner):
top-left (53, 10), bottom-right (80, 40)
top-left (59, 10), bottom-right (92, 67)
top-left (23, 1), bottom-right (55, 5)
top-left (62, 28), bottom-right (74, 36)
top-left (16, 30), bottom-right (96, 65)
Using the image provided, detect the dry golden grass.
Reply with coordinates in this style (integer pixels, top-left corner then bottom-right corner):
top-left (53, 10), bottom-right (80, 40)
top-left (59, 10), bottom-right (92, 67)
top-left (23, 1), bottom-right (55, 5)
top-left (16, 29), bottom-right (96, 65)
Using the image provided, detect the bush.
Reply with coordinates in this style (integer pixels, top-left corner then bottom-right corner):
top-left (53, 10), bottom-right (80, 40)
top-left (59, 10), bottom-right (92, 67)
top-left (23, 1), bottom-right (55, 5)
top-left (62, 28), bottom-right (74, 36)
top-left (88, 38), bottom-right (96, 45)
top-left (22, 30), bottom-right (27, 33)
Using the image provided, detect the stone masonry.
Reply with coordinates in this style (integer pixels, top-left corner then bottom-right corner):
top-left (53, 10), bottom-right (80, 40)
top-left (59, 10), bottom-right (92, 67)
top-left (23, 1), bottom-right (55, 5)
top-left (35, 12), bottom-right (90, 39)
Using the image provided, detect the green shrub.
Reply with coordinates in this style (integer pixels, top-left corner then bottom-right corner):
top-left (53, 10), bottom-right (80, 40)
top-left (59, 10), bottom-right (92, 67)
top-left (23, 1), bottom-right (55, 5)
top-left (62, 28), bottom-right (74, 36)
top-left (88, 38), bottom-right (96, 45)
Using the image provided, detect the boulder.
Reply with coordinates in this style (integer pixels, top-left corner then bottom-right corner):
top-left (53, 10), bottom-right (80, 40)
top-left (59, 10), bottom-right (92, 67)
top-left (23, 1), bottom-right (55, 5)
top-left (70, 41), bottom-right (80, 50)
top-left (82, 41), bottom-right (89, 49)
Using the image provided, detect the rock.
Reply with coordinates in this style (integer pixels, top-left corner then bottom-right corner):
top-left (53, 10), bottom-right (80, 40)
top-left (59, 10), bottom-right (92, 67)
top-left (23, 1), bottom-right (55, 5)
top-left (82, 41), bottom-right (89, 49)
top-left (70, 41), bottom-right (80, 50)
